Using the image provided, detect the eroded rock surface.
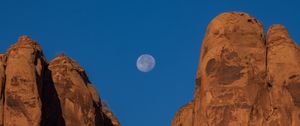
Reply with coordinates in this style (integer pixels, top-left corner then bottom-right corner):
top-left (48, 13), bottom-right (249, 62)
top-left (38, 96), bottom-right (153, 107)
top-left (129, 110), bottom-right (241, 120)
top-left (171, 101), bottom-right (194, 126)
top-left (4, 36), bottom-right (46, 126)
top-left (101, 102), bottom-right (121, 126)
top-left (261, 24), bottom-right (300, 126)
top-left (0, 36), bottom-right (119, 126)
top-left (48, 55), bottom-right (97, 126)
top-left (172, 12), bottom-right (300, 126)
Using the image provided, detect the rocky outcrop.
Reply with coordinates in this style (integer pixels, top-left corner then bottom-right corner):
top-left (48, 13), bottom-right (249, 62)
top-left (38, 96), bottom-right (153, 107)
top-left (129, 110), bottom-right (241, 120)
top-left (0, 36), bottom-right (120, 126)
top-left (48, 56), bottom-right (96, 126)
top-left (171, 101), bottom-right (194, 126)
top-left (101, 102), bottom-right (121, 126)
top-left (172, 12), bottom-right (300, 126)
top-left (4, 36), bottom-right (46, 126)
top-left (260, 24), bottom-right (300, 125)
top-left (194, 12), bottom-right (266, 126)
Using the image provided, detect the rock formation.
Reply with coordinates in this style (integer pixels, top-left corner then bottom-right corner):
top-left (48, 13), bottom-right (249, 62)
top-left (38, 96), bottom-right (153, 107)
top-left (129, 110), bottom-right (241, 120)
top-left (4, 36), bottom-right (45, 126)
top-left (171, 101), bottom-right (194, 126)
top-left (172, 12), bottom-right (300, 126)
top-left (0, 54), bottom-right (6, 126)
top-left (0, 36), bottom-right (120, 126)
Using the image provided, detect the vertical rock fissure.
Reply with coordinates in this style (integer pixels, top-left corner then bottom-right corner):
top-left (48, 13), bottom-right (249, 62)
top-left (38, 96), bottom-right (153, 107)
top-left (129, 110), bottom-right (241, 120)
top-left (191, 77), bottom-right (201, 126)
top-left (264, 30), bottom-right (276, 122)
top-left (265, 44), bottom-right (273, 121)
top-left (264, 32), bottom-right (268, 86)
top-left (0, 76), bottom-right (4, 126)
top-left (172, 12), bottom-right (300, 126)
top-left (0, 55), bottom-right (6, 126)
top-left (1, 73), bottom-right (5, 126)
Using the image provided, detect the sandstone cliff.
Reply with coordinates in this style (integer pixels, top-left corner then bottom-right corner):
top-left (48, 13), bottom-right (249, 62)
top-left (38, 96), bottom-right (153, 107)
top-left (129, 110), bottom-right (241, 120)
top-left (172, 12), bottom-right (300, 126)
top-left (0, 36), bottom-right (120, 126)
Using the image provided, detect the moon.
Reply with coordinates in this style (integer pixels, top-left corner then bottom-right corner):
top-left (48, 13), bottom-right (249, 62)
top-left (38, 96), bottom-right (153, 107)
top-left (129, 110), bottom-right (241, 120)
top-left (136, 54), bottom-right (156, 72)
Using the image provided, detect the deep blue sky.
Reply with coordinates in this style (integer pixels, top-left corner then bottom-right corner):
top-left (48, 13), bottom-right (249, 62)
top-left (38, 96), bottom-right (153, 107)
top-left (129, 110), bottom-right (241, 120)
top-left (0, 0), bottom-right (300, 126)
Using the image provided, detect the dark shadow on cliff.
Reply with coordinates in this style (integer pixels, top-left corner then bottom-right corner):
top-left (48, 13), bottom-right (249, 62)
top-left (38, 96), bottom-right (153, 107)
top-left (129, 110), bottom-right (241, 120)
top-left (94, 101), bottom-right (106, 126)
top-left (102, 113), bottom-right (115, 126)
top-left (40, 67), bottom-right (65, 126)
top-left (94, 101), bottom-right (115, 126)
top-left (81, 71), bottom-right (115, 126)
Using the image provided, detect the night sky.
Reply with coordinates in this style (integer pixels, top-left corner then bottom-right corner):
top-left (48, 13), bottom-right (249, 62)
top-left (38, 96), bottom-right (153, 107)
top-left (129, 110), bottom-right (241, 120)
top-left (0, 0), bottom-right (300, 126)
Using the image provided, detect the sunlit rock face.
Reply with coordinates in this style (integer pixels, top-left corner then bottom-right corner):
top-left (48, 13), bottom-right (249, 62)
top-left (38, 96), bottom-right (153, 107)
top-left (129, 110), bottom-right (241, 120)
top-left (0, 36), bottom-right (120, 126)
top-left (4, 36), bottom-right (46, 126)
top-left (172, 12), bottom-right (300, 126)
top-left (48, 55), bottom-right (97, 126)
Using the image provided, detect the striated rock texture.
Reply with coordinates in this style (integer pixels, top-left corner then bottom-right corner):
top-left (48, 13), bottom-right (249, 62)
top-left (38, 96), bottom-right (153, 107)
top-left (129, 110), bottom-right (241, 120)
top-left (0, 36), bottom-right (120, 126)
top-left (172, 12), bottom-right (300, 126)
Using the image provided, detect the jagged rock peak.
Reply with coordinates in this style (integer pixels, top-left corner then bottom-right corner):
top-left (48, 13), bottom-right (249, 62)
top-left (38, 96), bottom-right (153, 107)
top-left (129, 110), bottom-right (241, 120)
top-left (49, 54), bottom-right (90, 83)
top-left (48, 53), bottom-right (121, 126)
top-left (4, 35), bottom-right (47, 126)
top-left (267, 24), bottom-right (295, 46)
top-left (49, 54), bottom-right (100, 125)
top-left (7, 35), bottom-right (43, 55)
top-left (18, 35), bottom-right (35, 43)
top-left (49, 54), bottom-right (86, 76)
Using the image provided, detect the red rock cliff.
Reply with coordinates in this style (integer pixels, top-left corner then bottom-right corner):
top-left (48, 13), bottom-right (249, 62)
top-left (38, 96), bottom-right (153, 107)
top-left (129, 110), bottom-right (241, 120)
top-left (172, 12), bottom-right (300, 126)
top-left (0, 36), bottom-right (120, 126)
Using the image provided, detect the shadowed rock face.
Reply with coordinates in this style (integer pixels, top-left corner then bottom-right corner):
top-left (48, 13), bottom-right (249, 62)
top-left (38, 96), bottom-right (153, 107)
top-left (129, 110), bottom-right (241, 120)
top-left (0, 54), bottom-right (6, 126)
top-left (48, 56), bottom-right (97, 126)
top-left (0, 36), bottom-right (120, 126)
top-left (172, 12), bottom-right (300, 126)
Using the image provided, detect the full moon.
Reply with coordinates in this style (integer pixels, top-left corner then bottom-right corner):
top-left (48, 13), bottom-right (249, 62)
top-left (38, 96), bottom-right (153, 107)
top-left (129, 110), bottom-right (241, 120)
top-left (136, 54), bottom-right (156, 72)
